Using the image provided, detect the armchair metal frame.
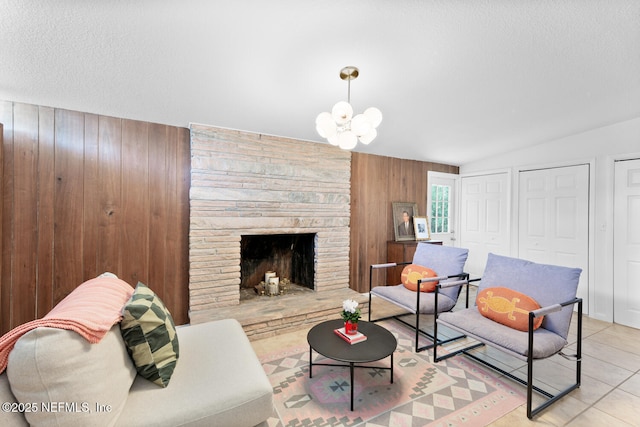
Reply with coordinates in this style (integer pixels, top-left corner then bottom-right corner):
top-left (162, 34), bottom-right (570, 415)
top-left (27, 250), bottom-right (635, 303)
top-left (367, 262), bottom-right (469, 353)
top-left (433, 279), bottom-right (583, 419)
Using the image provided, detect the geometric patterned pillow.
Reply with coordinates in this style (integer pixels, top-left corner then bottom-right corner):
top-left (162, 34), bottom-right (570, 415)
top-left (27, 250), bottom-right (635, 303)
top-left (120, 282), bottom-right (179, 387)
top-left (476, 286), bottom-right (544, 332)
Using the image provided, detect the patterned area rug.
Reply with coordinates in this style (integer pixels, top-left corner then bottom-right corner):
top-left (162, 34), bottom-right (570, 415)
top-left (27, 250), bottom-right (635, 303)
top-left (259, 321), bottom-right (524, 427)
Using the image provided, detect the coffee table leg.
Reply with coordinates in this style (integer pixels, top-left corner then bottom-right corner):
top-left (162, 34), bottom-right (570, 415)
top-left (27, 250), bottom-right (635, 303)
top-left (350, 362), bottom-right (355, 411)
top-left (309, 346), bottom-right (313, 378)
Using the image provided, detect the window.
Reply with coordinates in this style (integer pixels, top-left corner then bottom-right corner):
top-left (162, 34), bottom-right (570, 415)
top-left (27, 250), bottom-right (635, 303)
top-left (431, 184), bottom-right (451, 233)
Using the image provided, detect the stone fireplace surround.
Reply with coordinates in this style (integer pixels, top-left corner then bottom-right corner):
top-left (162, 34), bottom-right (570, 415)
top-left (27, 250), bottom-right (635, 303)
top-left (189, 125), bottom-right (366, 339)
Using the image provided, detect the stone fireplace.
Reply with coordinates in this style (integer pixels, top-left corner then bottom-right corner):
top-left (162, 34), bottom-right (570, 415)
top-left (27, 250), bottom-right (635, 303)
top-left (188, 125), bottom-right (358, 332)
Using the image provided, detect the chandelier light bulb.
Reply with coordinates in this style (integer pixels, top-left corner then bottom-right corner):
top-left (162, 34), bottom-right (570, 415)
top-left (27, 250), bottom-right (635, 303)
top-left (350, 114), bottom-right (372, 137)
top-left (331, 101), bottom-right (353, 125)
top-left (316, 112), bottom-right (332, 127)
top-left (358, 128), bottom-right (377, 145)
top-left (315, 112), bottom-right (336, 138)
top-left (364, 107), bottom-right (383, 128)
top-left (338, 131), bottom-right (358, 150)
top-left (315, 66), bottom-right (382, 150)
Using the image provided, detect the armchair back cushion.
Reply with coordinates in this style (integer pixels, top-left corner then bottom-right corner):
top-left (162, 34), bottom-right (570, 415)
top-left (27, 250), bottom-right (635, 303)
top-left (7, 325), bottom-right (137, 426)
top-left (479, 253), bottom-right (582, 339)
top-left (412, 243), bottom-right (469, 301)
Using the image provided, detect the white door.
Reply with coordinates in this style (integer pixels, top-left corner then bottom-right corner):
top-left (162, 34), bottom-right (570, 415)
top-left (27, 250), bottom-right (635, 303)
top-left (518, 164), bottom-right (589, 310)
top-left (427, 172), bottom-right (458, 246)
top-left (614, 158), bottom-right (640, 328)
top-left (459, 172), bottom-right (510, 276)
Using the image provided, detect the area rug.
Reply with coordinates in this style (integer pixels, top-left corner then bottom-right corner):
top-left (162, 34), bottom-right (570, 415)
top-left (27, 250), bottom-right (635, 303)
top-left (259, 321), bottom-right (524, 427)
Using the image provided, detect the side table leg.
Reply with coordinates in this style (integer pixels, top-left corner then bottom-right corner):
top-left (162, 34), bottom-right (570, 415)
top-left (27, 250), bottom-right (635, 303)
top-left (350, 362), bottom-right (355, 411)
top-left (309, 346), bottom-right (313, 378)
top-left (390, 353), bottom-right (394, 384)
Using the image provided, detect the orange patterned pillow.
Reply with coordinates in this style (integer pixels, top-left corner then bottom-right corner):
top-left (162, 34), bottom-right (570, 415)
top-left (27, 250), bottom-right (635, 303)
top-left (401, 264), bottom-right (439, 292)
top-left (476, 287), bottom-right (544, 331)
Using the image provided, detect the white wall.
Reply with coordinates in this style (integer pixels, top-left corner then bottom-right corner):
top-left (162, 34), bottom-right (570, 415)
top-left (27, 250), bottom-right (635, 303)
top-left (460, 117), bottom-right (640, 322)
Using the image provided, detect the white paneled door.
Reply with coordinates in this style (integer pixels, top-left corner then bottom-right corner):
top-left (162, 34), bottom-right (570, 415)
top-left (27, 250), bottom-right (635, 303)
top-left (518, 164), bottom-right (589, 311)
top-left (614, 159), bottom-right (640, 328)
top-left (459, 172), bottom-right (510, 277)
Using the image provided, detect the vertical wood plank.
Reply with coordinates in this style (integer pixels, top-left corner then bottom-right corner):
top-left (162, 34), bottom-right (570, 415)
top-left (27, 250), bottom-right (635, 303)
top-left (53, 109), bottom-right (85, 303)
top-left (83, 113), bottom-right (100, 279)
top-left (12, 103), bottom-right (39, 326)
top-left (164, 126), bottom-right (179, 317)
top-left (120, 119), bottom-right (149, 286)
top-left (372, 155), bottom-right (389, 249)
top-left (348, 152), bottom-right (361, 294)
top-left (174, 127), bottom-right (191, 324)
top-left (0, 122), bottom-right (4, 332)
top-left (0, 102), bottom-right (13, 333)
top-left (163, 126), bottom-right (190, 325)
top-left (148, 123), bottom-right (168, 297)
top-left (96, 115), bottom-right (122, 275)
top-left (36, 106), bottom-right (55, 318)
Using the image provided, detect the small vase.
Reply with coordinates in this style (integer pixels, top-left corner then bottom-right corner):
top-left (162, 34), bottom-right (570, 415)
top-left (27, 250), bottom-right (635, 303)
top-left (344, 320), bottom-right (358, 335)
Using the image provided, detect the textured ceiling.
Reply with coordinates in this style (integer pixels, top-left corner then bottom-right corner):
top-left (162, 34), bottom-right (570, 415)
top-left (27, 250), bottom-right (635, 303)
top-left (1, 0), bottom-right (639, 166)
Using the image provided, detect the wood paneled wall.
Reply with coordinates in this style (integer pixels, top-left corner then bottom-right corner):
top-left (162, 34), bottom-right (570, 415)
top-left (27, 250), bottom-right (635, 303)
top-left (349, 152), bottom-right (459, 292)
top-left (0, 101), bottom-right (190, 334)
top-left (0, 99), bottom-right (460, 332)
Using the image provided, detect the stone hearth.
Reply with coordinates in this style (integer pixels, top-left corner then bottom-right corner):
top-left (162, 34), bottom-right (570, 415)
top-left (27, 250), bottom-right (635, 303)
top-left (189, 125), bottom-right (360, 337)
top-left (198, 288), bottom-right (369, 341)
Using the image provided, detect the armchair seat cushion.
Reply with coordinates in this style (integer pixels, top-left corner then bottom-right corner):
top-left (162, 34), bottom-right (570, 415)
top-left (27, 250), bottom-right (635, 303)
top-left (116, 319), bottom-right (273, 427)
top-left (372, 284), bottom-right (457, 314)
top-left (438, 310), bottom-right (567, 359)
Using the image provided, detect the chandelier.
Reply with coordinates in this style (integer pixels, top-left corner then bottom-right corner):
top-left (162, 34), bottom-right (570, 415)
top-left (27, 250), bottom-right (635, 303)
top-left (315, 66), bottom-right (382, 150)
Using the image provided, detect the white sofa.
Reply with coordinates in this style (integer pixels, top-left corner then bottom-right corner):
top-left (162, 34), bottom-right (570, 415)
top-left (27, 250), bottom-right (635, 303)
top-left (0, 318), bottom-right (273, 426)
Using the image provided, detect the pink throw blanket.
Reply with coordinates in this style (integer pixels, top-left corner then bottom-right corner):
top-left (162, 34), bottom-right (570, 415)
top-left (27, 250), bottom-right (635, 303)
top-left (0, 276), bottom-right (134, 374)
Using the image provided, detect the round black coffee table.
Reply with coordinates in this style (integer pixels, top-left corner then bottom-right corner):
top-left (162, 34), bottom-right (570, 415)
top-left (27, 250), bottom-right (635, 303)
top-left (307, 319), bottom-right (397, 411)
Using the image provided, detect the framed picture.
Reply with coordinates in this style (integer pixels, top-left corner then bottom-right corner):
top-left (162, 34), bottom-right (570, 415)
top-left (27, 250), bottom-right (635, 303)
top-left (413, 216), bottom-right (431, 241)
top-left (392, 202), bottom-right (419, 241)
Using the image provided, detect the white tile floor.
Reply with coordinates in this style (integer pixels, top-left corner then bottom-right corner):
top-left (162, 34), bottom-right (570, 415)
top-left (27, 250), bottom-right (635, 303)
top-left (464, 312), bottom-right (640, 426)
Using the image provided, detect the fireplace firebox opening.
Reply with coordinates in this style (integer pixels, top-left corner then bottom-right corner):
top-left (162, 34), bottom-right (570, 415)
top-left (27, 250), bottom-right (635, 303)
top-left (240, 233), bottom-right (316, 299)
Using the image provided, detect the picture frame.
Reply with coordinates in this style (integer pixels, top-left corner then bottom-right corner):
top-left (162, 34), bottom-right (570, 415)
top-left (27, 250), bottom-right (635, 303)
top-left (413, 216), bottom-right (431, 241)
top-left (392, 202), bottom-right (419, 241)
